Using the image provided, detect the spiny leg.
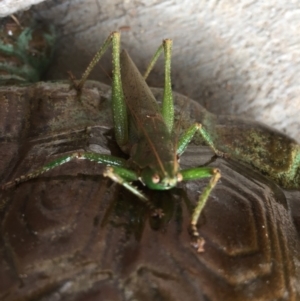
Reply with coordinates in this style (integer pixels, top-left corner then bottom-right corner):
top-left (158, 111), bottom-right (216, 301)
top-left (177, 123), bottom-right (223, 252)
top-left (74, 31), bottom-right (128, 147)
top-left (1, 152), bottom-right (126, 190)
top-left (143, 39), bottom-right (174, 133)
top-left (177, 123), bottom-right (226, 157)
top-left (75, 32), bottom-right (118, 91)
top-left (181, 167), bottom-right (221, 252)
top-left (1, 151), bottom-right (161, 216)
top-left (144, 41), bottom-right (225, 158)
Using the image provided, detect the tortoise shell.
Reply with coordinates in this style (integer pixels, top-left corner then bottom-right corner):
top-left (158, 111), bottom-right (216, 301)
top-left (0, 12), bottom-right (299, 301)
top-left (0, 81), bottom-right (299, 300)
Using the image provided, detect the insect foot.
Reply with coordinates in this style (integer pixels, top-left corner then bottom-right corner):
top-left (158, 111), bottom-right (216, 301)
top-left (191, 237), bottom-right (206, 253)
top-left (188, 224), bottom-right (206, 253)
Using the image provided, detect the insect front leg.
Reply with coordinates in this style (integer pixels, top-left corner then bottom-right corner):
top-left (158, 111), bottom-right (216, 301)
top-left (177, 124), bottom-right (223, 252)
top-left (181, 167), bottom-right (221, 253)
top-left (103, 166), bottom-right (162, 215)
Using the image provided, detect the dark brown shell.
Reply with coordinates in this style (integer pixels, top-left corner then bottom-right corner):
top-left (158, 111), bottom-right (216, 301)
top-left (1, 82), bottom-right (300, 301)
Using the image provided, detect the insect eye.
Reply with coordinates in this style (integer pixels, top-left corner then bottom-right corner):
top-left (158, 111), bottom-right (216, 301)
top-left (152, 174), bottom-right (160, 184)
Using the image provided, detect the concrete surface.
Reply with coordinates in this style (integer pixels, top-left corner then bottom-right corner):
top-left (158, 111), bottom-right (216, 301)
top-left (0, 0), bottom-right (45, 17)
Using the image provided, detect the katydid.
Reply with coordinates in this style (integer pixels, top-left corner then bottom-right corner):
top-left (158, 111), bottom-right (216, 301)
top-left (1, 32), bottom-right (221, 252)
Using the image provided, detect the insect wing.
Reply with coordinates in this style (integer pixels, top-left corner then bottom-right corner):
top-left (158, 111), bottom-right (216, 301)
top-left (120, 50), bottom-right (176, 173)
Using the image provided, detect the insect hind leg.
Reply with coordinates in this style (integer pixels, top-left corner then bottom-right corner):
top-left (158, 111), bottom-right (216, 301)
top-left (177, 123), bottom-right (226, 157)
top-left (143, 39), bottom-right (174, 133)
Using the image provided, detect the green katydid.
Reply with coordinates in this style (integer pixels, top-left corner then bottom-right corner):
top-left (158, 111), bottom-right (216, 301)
top-left (1, 32), bottom-right (221, 252)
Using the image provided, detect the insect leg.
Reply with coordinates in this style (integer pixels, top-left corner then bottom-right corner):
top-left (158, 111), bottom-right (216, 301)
top-left (75, 32), bottom-right (117, 90)
top-left (1, 152), bottom-right (126, 190)
top-left (143, 44), bottom-right (164, 80)
top-left (143, 39), bottom-right (174, 133)
top-left (75, 31), bottom-right (128, 147)
top-left (177, 123), bottom-right (226, 157)
top-left (103, 166), bottom-right (161, 214)
top-left (181, 166), bottom-right (221, 252)
top-left (1, 152), bottom-right (161, 215)
top-left (103, 166), bottom-right (146, 200)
